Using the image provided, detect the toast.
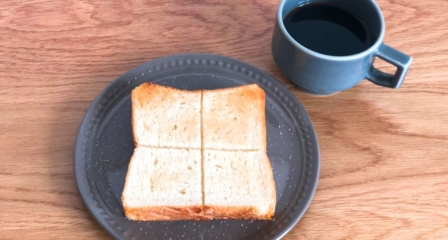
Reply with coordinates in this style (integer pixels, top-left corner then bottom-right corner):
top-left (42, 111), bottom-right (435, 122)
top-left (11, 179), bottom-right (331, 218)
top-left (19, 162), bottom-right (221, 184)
top-left (122, 147), bottom-right (207, 220)
top-left (202, 84), bottom-right (266, 151)
top-left (131, 83), bottom-right (202, 149)
top-left (123, 83), bottom-right (276, 221)
top-left (203, 150), bottom-right (276, 220)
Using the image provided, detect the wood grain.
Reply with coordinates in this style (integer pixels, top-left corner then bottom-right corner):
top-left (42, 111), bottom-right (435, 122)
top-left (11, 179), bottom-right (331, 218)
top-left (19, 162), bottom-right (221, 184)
top-left (0, 0), bottom-right (447, 239)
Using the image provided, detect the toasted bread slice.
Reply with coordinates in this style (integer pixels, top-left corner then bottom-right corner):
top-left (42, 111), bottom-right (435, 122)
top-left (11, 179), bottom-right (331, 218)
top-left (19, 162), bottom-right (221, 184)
top-left (122, 147), bottom-right (207, 220)
top-left (125, 83), bottom-right (275, 221)
top-left (203, 150), bottom-right (276, 220)
top-left (131, 83), bottom-right (201, 149)
top-left (202, 84), bottom-right (266, 151)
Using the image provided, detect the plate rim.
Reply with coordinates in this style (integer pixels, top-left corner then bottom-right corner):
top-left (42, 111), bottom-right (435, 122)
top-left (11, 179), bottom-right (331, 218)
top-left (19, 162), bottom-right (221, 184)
top-left (73, 52), bottom-right (320, 240)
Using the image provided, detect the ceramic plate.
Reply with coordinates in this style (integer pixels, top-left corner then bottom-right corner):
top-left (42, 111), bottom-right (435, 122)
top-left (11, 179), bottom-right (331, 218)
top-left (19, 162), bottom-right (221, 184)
top-left (74, 53), bottom-right (320, 240)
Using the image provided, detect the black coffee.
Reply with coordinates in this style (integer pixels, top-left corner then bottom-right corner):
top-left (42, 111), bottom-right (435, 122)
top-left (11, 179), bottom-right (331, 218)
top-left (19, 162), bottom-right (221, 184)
top-left (283, 3), bottom-right (373, 56)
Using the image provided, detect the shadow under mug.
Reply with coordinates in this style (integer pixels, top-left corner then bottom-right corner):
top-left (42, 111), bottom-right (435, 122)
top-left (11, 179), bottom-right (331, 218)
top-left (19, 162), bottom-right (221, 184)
top-left (271, 0), bottom-right (413, 95)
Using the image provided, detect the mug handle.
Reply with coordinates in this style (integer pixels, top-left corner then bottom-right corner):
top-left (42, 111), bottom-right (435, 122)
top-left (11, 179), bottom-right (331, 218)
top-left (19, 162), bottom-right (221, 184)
top-left (366, 43), bottom-right (412, 88)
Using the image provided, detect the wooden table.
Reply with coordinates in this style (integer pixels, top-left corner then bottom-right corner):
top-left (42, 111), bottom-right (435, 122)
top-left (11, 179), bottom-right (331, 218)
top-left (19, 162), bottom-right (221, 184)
top-left (1, 0), bottom-right (447, 239)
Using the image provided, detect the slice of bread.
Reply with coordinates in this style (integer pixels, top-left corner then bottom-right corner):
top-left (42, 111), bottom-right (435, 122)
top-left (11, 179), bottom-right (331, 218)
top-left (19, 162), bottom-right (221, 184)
top-left (131, 83), bottom-right (202, 149)
top-left (202, 84), bottom-right (266, 151)
top-left (124, 83), bottom-right (276, 221)
top-left (203, 150), bottom-right (276, 220)
top-left (122, 147), bottom-right (208, 220)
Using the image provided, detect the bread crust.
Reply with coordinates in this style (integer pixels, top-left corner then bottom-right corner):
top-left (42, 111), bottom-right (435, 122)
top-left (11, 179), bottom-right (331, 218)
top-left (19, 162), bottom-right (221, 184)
top-left (263, 151), bottom-right (277, 219)
top-left (121, 148), bottom-right (138, 209)
top-left (124, 205), bottom-right (212, 221)
top-left (204, 205), bottom-right (273, 220)
top-left (258, 85), bottom-right (267, 151)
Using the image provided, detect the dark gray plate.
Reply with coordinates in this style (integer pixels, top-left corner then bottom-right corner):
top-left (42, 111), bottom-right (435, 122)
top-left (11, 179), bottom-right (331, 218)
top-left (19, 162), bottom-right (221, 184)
top-left (74, 53), bottom-right (320, 240)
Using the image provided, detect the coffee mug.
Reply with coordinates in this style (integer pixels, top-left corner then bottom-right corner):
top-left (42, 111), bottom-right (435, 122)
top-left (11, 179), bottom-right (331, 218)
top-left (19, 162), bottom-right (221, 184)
top-left (271, 0), bottom-right (412, 95)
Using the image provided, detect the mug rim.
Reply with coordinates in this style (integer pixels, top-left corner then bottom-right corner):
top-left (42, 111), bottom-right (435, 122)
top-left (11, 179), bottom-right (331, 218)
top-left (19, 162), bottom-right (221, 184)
top-left (277, 0), bottom-right (386, 61)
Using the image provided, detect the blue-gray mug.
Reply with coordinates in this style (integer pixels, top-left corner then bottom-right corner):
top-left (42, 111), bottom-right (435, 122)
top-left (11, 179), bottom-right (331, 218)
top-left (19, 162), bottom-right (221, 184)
top-left (271, 0), bottom-right (412, 95)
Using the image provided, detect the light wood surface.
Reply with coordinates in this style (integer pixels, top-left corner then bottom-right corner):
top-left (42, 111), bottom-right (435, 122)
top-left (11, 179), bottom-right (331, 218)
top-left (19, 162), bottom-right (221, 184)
top-left (1, 0), bottom-right (447, 239)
